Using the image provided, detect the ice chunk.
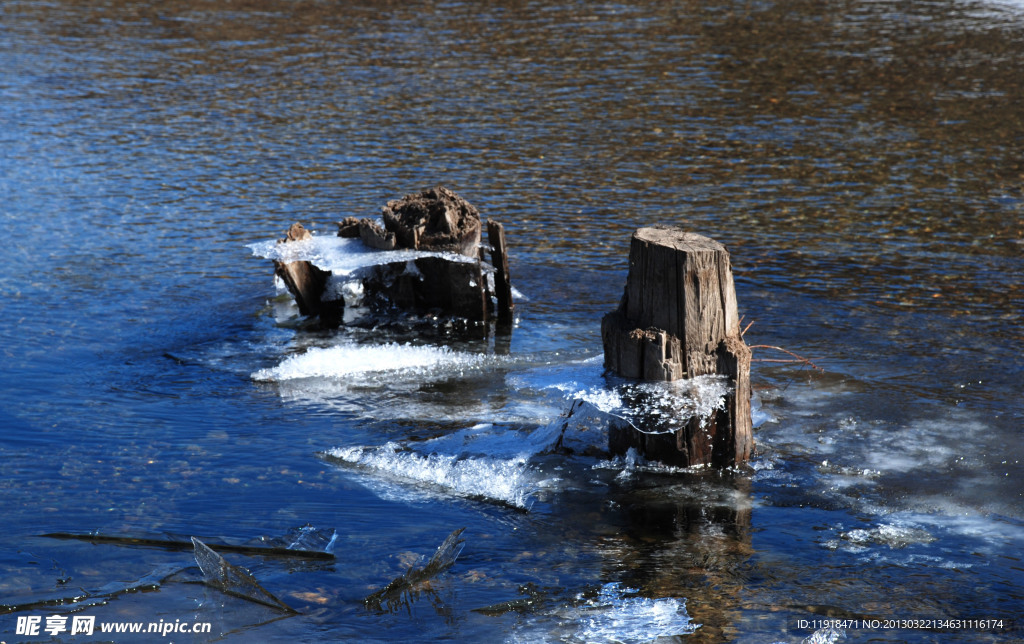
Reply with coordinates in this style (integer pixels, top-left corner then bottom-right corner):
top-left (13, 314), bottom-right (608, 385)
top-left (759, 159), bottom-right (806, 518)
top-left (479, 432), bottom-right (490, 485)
top-left (284, 525), bottom-right (337, 554)
top-left (253, 524), bottom-right (338, 555)
top-left (570, 583), bottom-right (700, 643)
top-left (248, 234), bottom-right (476, 277)
top-left (321, 400), bottom-right (635, 509)
top-left (507, 582), bottom-right (699, 643)
top-left (534, 399), bottom-right (632, 455)
top-left (509, 360), bottom-right (731, 436)
top-left (191, 537), bottom-right (297, 613)
top-left (364, 528), bottom-right (466, 611)
top-left (840, 523), bottom-right (936, 549)
top-left (252, 342), bottom-right (493, 382)
top-left (614, 375), bottom-right (731, 435)
top-left (322, 443), bottom-right (537, 509)
top-left (803, 626), bottom-right (846, 644)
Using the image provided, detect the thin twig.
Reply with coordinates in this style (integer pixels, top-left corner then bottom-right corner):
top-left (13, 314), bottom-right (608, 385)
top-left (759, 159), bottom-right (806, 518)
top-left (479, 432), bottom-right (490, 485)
top-left (748, 345), bottom-right (825, 372)
top-left (741, 318), bottom-right (755, 338)
top-left (753, 358), bottom-right (823, 363)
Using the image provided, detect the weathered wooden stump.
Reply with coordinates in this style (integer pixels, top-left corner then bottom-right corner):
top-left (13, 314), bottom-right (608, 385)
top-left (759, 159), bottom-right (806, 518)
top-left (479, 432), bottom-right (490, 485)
top-left (358, 186), bottom-right (511, 323)
top-left (268, 187), bottom-right (514, 329)
top-left (486, 220), bottom-right (514, 327)
top-left (273, 223), bottom-right (344, 326)
top-left (365, 255), bottom-right (490, 321)
top-left (602, 227), bottom-right (752, 467)
top-left (381, 185), bottom-right (481, 257)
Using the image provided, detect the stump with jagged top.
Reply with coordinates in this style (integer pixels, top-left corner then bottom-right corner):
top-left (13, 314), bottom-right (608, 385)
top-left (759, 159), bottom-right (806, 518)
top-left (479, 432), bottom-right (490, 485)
top-left (381, 185), bottom-right (482, 257)
top-left (271, 187), bottom-right (513, 329)
top-left (360, 186), bottom-right (510, 323)
top-left (601, 227), bottom-right (752, 467)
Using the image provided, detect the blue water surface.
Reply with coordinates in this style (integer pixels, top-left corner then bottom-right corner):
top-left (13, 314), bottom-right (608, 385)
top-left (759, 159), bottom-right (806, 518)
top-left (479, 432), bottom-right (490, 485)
top-left (1, 0), bottom-right (1022, 642)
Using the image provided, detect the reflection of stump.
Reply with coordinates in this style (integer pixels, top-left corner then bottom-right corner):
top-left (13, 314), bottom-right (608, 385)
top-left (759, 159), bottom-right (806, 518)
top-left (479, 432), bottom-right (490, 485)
top-left (602, 227), bottom-right (752, 467)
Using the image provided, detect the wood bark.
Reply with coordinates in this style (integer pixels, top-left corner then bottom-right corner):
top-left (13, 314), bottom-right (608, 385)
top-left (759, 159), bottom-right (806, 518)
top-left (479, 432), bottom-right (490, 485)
top-left (381, 185), bottom-right (481, 257)
top-left (487, 219), bottom-right (514, 327)
top-left (602, 226), bottom-right (752, 467)
top-left (715, 335), bottom-right (753, 465)
top-left (272, 190), bottom-right (512, 328)
top-left (273, 223), bottom-right (333, 318)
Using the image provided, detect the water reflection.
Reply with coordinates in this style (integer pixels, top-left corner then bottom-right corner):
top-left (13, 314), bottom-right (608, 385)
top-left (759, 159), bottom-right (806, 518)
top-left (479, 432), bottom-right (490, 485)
top-left (605, 474), bottom-right (754, 642)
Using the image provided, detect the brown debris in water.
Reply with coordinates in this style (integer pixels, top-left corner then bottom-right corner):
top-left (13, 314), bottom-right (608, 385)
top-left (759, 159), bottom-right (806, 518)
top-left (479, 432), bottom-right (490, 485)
top-left (381, 185), bottom-right (481, 257)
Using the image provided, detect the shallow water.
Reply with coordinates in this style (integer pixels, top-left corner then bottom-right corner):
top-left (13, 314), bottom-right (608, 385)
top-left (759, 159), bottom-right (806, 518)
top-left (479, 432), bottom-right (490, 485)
top-left (1, 0), bottom-right (1022, 642)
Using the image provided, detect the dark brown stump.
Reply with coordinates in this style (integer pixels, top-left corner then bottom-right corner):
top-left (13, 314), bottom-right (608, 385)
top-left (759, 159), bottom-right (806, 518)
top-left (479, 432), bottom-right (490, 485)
top-left (487, 220), bottom-right (514, 327)
top-left (367, 256), bottom-right (489, 321)
top-left (381, 185), bottom-right (481, 257)
top-left (356, 187), bottom-right (496, 322)
top-left (602, 226), bottom-right (752, 467)
top-left (273, 223), bottom-right (334, 318)
top-left (268, 189), bottom-right (514, 329)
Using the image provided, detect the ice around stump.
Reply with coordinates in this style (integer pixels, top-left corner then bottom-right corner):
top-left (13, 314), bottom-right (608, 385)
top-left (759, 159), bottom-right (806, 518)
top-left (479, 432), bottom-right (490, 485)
top-left (601, 226), bottom-right (753, 467)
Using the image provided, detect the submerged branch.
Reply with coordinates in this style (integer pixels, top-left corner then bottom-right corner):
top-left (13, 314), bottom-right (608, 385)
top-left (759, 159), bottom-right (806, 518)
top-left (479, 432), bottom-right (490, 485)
top-left (41, 532), bottom-right (335, 561)
top-left (1, 564), bottom-right (183, 615)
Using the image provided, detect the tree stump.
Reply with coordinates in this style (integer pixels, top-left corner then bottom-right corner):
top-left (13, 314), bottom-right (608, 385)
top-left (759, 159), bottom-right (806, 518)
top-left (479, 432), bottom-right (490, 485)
top-left (358, 188), bottom-right (512, 323)
top-left (273, 223), bottom-right (340, 322)
top-left (487, 220), bottom-right (514, 327)
top-left (381, 185), bottom-right (481, 257)
top-left (266, 189), bottom-right (514, 330)
top-left (601, 227), bottom-right (752, 467)
top-left (365, 255), bottom-right (489, 321)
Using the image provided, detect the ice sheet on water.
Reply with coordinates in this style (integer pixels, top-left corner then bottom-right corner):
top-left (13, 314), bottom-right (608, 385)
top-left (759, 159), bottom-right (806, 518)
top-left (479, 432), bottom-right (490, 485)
top-left (321, 403), bottom-right (631, 508)
top-left (314, 351), bottom-right (737, 508)
top-left (508, 358), bottom-right (731, 435)
top-left (751, 391), bottom-right (775, 427)
top-left (755, 378), bottom-right (1024, 526)
top-left (248, 233), bottom-right (476, 277)
top-left (251, 342), bottom-right (495, 382)
top-left (422, 423), bottom-right (551, 459)
top-left (323, 442), bottom-right (539, 509)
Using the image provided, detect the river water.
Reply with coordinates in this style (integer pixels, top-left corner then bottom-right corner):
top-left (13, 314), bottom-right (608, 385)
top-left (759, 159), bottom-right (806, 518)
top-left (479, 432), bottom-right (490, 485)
top-left (1, 0), bottom-right (1022, 642)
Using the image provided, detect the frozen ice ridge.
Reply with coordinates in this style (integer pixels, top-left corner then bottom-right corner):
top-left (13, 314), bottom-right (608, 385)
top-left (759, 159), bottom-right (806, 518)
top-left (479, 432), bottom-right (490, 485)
top-left (323, 442), bottom-right (538, 510)
top-left (251, 342), bottom-right (494, 382)
top-left (248, 233), bottom-right (476, 277)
